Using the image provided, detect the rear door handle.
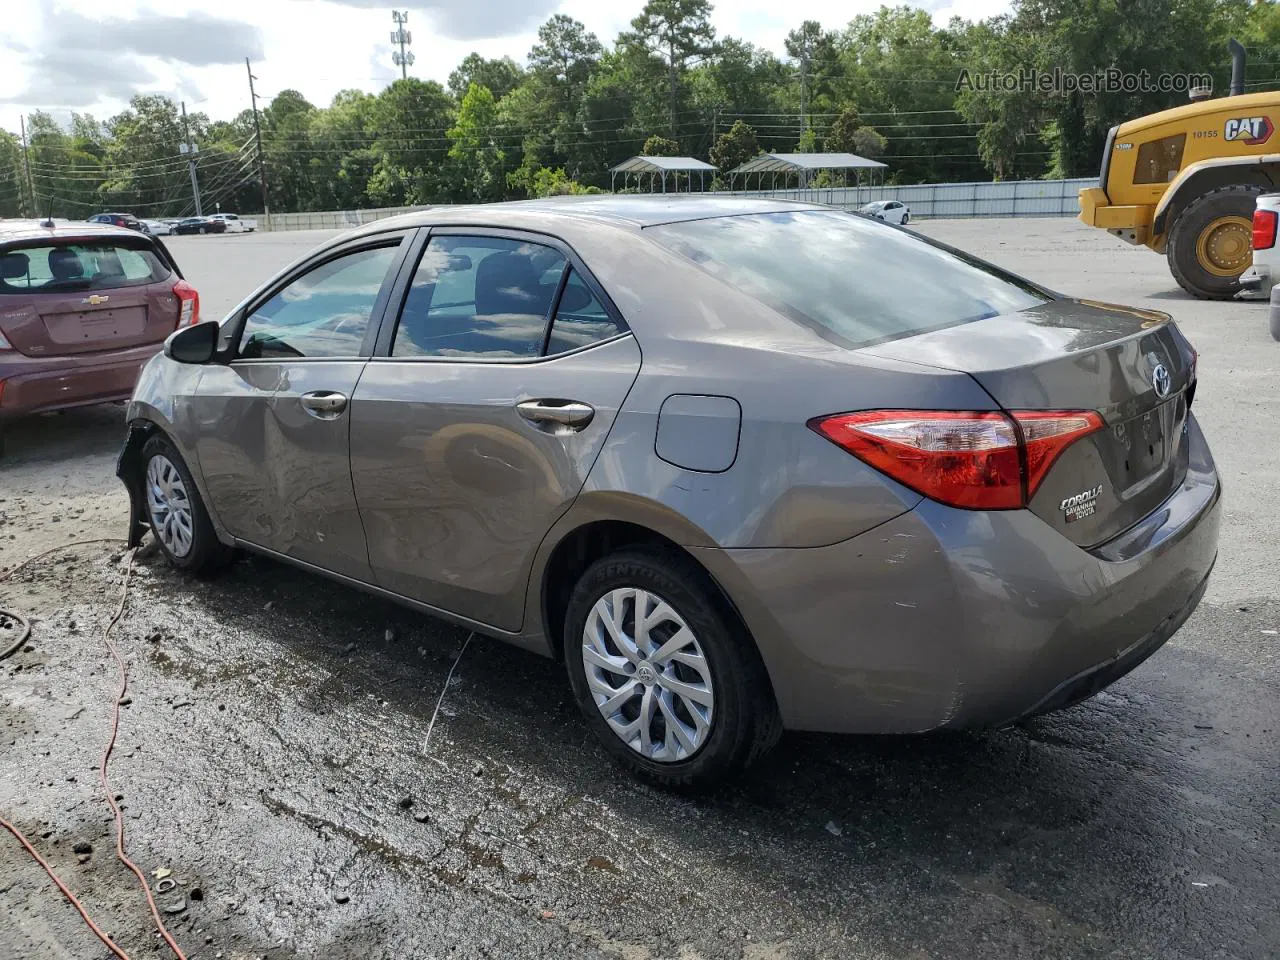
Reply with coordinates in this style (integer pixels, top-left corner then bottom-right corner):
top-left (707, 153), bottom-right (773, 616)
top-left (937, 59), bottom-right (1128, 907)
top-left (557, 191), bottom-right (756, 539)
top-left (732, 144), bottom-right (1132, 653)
top-left (300, 390), bottom-right (348, 418)
top-left (516, 399), bottom-right (595, 429)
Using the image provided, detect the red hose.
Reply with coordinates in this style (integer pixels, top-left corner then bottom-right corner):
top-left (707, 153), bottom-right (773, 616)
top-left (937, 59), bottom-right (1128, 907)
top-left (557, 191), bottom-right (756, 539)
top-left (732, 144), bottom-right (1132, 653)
top-left (1, 542), bottom-right (190, 960)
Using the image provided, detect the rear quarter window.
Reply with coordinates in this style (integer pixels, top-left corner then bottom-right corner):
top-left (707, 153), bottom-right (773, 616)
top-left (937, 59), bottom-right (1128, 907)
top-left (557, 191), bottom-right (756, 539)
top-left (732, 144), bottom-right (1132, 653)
top-left (648, 210), bottom-right (1050, 348)
top-left (0, 242), bottom-right (170, 294)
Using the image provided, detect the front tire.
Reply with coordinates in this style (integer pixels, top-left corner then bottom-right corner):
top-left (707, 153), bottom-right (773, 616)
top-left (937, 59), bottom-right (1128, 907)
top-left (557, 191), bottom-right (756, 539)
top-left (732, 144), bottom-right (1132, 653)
top-left (140, 435), bottom-right (230, 575)
top-left (1167, 184), bottom-right (1264, 299)
top-left (198, 226), bottom-right (207, 235)
top-left (564, 547), bottom-right (780, 789)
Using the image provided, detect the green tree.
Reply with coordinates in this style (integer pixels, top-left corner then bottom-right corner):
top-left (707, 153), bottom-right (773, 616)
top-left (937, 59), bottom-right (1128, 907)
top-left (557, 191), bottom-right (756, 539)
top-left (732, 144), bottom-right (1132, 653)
top-left (509, 15), bottom-right (605, 182)
top-left (449, 54), bottom-right (525, 102)
top-left (369, 78), bottom-right (455, 204)
top-left (689, 38), bottom-right (788, 154)
top-left (851, 127), bottom-right (888, 159)
top-left (447, 83), bottom-right (506, 203)
top-left (642, 134), bottom-right (681, 156)
top-left (0, 131), bottom-right (27, 217)
top-left (621, 0), bottom-right (717, 137)
top-left (260, 90), bottom-right (317, 213)
top-left (709, 119), bottom-right (759, 174)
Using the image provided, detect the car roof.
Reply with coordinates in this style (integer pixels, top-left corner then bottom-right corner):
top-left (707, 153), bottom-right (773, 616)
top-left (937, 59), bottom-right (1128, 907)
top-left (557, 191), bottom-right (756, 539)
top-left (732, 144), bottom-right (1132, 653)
top-left (346, 195), bottom-right (826, 239)
top-left (0, 219), bottom-right (149, 246)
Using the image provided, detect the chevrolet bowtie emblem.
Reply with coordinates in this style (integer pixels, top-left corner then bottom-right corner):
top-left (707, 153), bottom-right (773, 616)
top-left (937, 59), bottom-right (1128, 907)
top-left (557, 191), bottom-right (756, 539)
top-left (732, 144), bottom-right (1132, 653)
top-left (83, 295), bottom-right (109, 305)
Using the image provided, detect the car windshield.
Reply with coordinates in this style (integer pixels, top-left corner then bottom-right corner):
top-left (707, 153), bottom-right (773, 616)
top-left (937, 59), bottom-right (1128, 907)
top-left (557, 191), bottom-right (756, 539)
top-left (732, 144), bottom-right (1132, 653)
top-left (648, 210), bottom-right (1050, 348)
top-left (0, 241), bottom-right (170, 293)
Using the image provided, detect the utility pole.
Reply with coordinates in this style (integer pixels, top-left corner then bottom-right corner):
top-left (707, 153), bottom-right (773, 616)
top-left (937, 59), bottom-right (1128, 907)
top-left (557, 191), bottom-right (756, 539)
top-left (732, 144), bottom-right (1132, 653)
top-left (668, 38), bottom-right (678, 138)
top-left (799, 37), bottom-right (809, 144)
top-left (19, 114), bottom-right (35, 218)
top-left (246, 57), bottom-right (270, 230)
top-left (180, 101), bottom-right (203, 217)
top-left (391, 11), bottom-right (414, 80)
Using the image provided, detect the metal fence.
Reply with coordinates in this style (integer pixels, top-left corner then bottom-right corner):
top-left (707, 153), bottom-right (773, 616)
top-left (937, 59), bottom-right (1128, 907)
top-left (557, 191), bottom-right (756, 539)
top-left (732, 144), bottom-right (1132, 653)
top-left (723, 177), bottom-right (1095, 218)
top-left (251, 177), bottom-right (1095, 232)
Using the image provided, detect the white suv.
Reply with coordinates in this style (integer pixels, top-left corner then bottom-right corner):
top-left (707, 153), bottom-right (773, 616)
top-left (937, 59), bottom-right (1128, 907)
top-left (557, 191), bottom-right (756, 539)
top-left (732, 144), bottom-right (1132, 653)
top-left (1245, 194), bottom-right (1280, 339)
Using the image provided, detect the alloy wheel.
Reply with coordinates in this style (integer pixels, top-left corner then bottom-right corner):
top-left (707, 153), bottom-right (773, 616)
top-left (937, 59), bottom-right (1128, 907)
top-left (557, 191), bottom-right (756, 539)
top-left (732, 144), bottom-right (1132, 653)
top-left (581, 587), bottom-right (715, 762)
top-left (145, 454), bottom-right (195, 558)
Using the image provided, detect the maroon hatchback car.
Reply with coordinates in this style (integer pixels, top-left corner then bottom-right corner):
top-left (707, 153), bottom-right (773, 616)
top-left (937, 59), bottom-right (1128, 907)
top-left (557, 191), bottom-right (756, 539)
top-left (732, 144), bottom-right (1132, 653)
top-left (0, 221), bottom-right (198, 452)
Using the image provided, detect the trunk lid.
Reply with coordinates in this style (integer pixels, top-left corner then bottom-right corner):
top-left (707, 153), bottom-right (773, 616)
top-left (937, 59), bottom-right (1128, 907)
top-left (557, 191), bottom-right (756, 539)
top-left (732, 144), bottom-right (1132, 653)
top-left (860, 298), bottom-right (1196, 547)
top-left (0, 239), bottom-right (180, 357)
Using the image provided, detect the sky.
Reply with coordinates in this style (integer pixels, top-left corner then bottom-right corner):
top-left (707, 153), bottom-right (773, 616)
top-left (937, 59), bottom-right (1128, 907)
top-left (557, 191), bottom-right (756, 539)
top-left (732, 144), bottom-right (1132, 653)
top-left (0, 0), bottom-right (1013, 136)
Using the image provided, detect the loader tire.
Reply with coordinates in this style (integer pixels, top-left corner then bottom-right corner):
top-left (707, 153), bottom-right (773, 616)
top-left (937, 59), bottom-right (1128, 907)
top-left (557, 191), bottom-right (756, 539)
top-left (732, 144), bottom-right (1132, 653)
top-left (1167, 184), bottom-right (1264, 300)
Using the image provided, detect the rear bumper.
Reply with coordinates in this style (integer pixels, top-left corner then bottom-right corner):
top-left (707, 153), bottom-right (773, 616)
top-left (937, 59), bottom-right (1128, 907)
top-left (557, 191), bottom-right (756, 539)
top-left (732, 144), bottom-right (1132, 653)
top-left (698, 414), bottom-right (1221, 734)
top-left (0, 344), bottom-right (159, 421)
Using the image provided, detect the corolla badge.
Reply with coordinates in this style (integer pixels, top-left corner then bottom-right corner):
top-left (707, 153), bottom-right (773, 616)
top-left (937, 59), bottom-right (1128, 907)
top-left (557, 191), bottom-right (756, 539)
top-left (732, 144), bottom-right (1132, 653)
top-left (1151, 362), bottom-right (1171, 398)
top-left (1060, 485), bottom-right (1103, 523)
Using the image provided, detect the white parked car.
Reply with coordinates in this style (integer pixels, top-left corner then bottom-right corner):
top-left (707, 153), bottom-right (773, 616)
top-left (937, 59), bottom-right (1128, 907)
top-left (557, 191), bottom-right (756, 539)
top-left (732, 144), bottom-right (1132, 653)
top-left (208, 213), bottom-right (257, 233)
top-left (141, 219), bottom-right (172, 236)
top-left (859, 200), bottom-right (911, 225)
top-left (1249, 193), bottom-right (1280, 339)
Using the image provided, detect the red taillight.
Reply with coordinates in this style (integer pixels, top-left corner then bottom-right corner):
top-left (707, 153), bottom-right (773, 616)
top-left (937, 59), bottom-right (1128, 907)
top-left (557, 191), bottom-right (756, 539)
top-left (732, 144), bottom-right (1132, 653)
top-left (809, 409), bottom-right (1104, 510)
top-left (173, 279), bottom-right (199, 327)
top-left (1253, 209), bottom-right (1277, 250)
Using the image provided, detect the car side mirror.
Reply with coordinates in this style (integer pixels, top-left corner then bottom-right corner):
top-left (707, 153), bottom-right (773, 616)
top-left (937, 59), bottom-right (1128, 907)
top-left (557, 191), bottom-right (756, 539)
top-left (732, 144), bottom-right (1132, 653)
top-left (164, 320), bottom-right (220, 364)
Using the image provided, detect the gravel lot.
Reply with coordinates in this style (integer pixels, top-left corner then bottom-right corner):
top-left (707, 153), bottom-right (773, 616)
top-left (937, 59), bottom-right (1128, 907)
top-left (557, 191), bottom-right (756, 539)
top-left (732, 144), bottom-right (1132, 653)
top-left (1, 218), bottom-right (1277, 960)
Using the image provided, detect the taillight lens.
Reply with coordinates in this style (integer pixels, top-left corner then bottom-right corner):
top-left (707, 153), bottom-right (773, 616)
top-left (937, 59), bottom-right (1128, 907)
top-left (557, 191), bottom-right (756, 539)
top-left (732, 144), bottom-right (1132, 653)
top-left (1253, 209), bottom-right (1277, 250)
top-left (173, 279), bottom-right (199, 327)
top-left (809, 409), bottom-right (1104, 510)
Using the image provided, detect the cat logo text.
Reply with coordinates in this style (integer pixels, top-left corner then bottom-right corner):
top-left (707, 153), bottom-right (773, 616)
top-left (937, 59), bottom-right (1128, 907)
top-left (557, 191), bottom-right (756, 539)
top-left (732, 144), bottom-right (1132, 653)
top-left (1224, 116), bottom-right (1274, 145)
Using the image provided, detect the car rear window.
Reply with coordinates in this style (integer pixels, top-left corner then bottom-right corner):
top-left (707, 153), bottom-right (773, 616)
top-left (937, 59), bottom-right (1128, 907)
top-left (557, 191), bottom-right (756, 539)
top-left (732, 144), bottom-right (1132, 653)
top-left (0, 242), bottom-right (170, 294)
top-left (647, 210), bottom-right (1050, 348)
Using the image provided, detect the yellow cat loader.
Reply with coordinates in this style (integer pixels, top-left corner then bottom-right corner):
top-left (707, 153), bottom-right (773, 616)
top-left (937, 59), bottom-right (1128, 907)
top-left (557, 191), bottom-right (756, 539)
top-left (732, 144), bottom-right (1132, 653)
top-left (1079, 40), bottom-right (1280, 299)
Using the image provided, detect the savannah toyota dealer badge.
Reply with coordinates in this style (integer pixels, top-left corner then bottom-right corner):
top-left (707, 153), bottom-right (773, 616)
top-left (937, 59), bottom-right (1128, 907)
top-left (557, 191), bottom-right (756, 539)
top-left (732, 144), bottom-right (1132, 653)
top-left (1061, 485), bottom-right (1103, 523)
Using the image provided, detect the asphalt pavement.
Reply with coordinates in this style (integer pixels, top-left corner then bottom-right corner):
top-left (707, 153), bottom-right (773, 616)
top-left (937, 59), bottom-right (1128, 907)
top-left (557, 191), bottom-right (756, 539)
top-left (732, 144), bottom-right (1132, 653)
top-left (0, 217), bottom-right (1276, 960)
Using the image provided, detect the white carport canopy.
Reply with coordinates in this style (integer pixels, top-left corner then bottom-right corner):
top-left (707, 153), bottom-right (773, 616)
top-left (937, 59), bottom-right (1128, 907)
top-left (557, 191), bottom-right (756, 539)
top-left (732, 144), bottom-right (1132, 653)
top-left (727, 152), bottom-right (887, 189)
top-left (610, 156), bottom-right (717, 193)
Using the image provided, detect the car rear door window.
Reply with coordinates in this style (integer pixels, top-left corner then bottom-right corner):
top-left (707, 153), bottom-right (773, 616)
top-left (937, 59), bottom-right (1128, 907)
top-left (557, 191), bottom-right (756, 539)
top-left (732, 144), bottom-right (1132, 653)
top-left (239, 245), bottom-right (398, 360)
top-left (391, 236), bottom-right (565, 359)
top-left (0, 242), bottom-right (170, 293)
top-left (545, 269), bottom-right (624, 355)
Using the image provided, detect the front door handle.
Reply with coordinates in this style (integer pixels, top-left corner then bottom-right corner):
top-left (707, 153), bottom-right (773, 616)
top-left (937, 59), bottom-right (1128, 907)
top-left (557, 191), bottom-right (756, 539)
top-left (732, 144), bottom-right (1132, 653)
top-left (516, 399), bottom-right (595, 430)
top-left (300, 390), bottom-right (348, 418)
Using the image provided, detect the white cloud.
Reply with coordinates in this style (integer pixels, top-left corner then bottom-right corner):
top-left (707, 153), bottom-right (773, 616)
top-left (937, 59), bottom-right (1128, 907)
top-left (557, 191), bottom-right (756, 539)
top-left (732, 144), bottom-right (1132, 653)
top-left (0, 0), bottom-right (1012, 134)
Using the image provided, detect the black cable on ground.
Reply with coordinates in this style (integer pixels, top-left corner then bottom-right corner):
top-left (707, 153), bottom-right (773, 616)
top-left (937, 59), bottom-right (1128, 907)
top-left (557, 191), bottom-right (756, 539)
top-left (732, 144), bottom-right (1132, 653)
top-left (0, 609), bottom-right (32, 662)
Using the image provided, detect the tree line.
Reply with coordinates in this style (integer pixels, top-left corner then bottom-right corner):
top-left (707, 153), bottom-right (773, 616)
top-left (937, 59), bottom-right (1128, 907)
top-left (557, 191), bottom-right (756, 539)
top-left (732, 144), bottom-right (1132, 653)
top-left (2, 0), bottom-right (1278, 219)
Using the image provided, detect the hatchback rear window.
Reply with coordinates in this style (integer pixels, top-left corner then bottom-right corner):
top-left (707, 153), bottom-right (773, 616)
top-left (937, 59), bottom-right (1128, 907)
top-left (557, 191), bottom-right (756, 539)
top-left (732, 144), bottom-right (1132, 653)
top-left (648, 210), bottom-right (1050, 348)
top-left (0, 242), bottom-right (170, 294)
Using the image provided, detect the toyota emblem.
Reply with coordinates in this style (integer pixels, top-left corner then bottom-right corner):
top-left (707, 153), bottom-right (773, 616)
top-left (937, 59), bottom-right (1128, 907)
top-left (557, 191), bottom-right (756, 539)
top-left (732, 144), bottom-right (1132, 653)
top-left (1151, 363), bottom-right (1171, 398)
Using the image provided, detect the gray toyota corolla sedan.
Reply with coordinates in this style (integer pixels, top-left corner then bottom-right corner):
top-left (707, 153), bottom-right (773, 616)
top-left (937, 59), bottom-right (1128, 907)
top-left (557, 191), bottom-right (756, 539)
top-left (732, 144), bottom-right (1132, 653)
top-left (117, 197), bottom-right (1220, 787)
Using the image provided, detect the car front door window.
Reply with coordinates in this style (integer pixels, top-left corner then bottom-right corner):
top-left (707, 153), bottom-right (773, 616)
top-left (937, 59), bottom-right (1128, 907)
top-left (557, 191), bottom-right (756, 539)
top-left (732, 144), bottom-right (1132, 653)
top-left (240, 245), bottom-right (399, 360)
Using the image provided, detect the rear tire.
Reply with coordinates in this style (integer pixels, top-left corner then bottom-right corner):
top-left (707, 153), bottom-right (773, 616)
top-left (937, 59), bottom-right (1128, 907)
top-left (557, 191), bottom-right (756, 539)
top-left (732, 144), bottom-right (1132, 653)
top-left (564, 546), bottom-right (780, 789)
top-left (902, 212), bottom-right (910, 224)
top-left (198, 226), bottom-right (207, 235)
top-left (140, 435), bottom-right (230, 575)
top-left (1167, 184), bottom-right (1264, 299)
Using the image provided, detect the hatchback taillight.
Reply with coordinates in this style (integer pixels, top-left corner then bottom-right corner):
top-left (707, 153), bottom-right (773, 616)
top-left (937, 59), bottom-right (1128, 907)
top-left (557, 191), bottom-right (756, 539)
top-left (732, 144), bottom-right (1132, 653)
top-left (1253, 209), bottom-right (1277, 250)
top-left (809, 409), bottom-right (1104, 510)
top-left (173, 279), bottom-right (199, 327)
